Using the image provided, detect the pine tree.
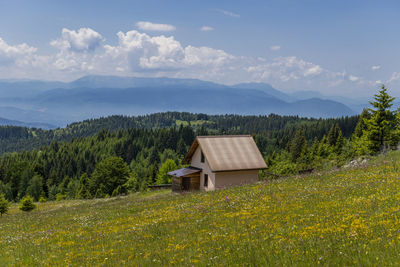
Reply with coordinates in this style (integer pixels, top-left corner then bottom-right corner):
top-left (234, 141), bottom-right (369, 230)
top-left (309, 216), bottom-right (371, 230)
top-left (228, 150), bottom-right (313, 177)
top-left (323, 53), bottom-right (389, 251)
top-left (289, 129), bottom-right (306, 161)
top-left (365, 85), bottom-right (398, 152)
top-left (19, 195), bottom-right (36, 212)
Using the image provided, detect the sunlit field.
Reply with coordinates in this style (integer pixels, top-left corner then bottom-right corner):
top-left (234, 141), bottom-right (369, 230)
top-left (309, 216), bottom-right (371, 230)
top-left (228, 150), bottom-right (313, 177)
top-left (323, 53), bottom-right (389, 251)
top-left (2, 152), bottom-right (400, 266)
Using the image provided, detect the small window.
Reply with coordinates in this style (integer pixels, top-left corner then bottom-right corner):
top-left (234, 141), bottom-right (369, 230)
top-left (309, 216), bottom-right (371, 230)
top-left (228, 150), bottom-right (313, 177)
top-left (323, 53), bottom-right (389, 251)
top-left (201, 151), bottom-right (205, 163)
top-left (204, 174), bottom-right (208, 187)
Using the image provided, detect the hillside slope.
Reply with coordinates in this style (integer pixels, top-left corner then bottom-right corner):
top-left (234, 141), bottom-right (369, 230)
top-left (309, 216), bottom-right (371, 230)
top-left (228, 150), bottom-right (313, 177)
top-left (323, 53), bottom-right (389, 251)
top-left (2, 152), bottom-right (400, 265)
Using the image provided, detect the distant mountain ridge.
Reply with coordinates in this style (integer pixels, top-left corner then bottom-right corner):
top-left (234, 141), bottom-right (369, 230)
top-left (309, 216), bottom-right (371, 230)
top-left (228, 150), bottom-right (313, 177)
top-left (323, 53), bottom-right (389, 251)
top-left (0, 75), bottom-right (358, 126)
top-left (0, 116), bottom-right (56, 129)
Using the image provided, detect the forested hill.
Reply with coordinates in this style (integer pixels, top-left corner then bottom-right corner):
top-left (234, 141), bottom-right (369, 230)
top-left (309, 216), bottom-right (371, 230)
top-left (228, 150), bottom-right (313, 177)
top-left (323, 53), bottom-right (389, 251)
top-left (0, 112), bottom-right (358, 154)
top-left (0, 112), bottom-right (359, 202)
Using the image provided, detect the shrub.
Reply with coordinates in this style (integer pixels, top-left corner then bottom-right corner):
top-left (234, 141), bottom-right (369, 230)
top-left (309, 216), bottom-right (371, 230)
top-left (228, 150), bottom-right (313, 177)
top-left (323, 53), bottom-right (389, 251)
top-left (39, 196), bottom-right (47, 203)
top-left (19, 195), bottom-right (36, 212)
top-left (0, 194), bottom-right (9, 216)
top-left (55, 193), bottom-right (66, 201)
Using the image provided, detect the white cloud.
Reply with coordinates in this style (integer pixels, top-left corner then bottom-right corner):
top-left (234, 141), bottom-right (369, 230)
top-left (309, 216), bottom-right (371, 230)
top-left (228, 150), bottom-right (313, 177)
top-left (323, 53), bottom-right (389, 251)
top-left (136, 21), bottom-right (176, 32)
top-left (245, 56), bottom-right (324, 83)
top-left (270, 45), bottom-right (280, 51)
top-left (387, 72), bottom-right (400, 83)
top-left (348, 75), bottom-right (359, 82)
top-left (99, 30), bottom-right (233, 73)
top-left (215, 9), bottom-right (240, 18)
top-left (371, 65), bottom-right (381, 71)
top-left (200, 26), bottom-right (214, 32)
top-left (0, 29), bottom-right (385, 95)
top-left (50, 28), bottom-right (103, 52)
top-left (0, 37), bottom-right (37, 65)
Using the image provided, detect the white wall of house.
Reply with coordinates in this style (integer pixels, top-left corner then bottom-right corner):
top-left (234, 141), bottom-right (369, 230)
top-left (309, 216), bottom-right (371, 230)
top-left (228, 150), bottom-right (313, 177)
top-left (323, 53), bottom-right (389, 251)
top-left (190, 146), bottom-right (215, 191)
top-left (214, 170), bottom-right (259, 189)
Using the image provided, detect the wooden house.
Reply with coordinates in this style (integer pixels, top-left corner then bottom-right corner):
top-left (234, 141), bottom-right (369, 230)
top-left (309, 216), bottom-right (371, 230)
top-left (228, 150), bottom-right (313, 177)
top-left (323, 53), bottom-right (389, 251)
top-left (168, 135), bottom-right (267, 192)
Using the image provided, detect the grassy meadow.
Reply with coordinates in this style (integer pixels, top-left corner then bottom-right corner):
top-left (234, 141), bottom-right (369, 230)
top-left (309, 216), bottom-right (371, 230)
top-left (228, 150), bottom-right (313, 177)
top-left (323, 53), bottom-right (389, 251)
top-left (3, 152), bottom-right (400, 266)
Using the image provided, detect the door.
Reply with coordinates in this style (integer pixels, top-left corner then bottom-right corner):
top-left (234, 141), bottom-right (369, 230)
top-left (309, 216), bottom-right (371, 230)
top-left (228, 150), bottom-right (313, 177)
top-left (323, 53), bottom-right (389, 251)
top-left (182, 177), bottom-right (190, 191)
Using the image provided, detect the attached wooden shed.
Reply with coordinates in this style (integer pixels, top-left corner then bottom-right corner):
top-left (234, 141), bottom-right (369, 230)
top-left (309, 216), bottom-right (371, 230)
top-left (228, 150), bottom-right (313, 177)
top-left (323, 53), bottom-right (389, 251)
top-left (169, 135), bottom-right (267, 192)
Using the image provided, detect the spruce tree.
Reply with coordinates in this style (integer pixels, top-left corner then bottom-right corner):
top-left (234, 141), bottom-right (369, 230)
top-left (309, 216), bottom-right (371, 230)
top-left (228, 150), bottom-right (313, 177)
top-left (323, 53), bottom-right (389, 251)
top-left (365, 85), bottom-right (398, 152)
top-left (289, 129), bottom-right (306, 161)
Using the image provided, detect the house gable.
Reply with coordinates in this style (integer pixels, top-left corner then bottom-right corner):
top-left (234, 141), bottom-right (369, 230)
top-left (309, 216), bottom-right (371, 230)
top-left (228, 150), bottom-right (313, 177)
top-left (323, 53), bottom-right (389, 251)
top-left (184, 135), bottom-right (267, 172)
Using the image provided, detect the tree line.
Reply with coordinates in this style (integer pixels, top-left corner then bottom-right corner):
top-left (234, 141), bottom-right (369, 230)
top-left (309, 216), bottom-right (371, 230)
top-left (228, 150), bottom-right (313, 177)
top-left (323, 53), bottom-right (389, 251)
top-left (1, 86), bottom-right (397, 202)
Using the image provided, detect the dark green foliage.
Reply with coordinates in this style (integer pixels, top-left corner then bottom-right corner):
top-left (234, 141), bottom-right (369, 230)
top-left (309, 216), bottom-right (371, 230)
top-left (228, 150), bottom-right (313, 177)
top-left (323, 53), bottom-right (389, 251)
top-left (0, 112), bottom-right (361, 200)
top-left (89, 157), bottom-right (130, 198)
top-left (0, 194), bottom-right (9, 216)
top-left (353, 109), bottom-right (370, 138)
top-left (289, 129), bottom-right (307, 161)
top-left (76, 173), bottom-right (91, 199)
top-left (366, 85), bottom-right (398, 152)
top-left (353, 85), bottom-right (399, 154)
top-left (19, 195), bottom-right (36, 212)
top-left (26, 175), bottom-right (43, 201)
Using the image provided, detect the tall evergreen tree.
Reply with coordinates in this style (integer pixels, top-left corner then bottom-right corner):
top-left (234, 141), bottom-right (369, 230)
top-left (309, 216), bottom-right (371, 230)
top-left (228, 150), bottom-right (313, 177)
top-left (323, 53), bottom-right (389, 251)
top-left (365, 85), bottom-right (398, 152)
top-left (289, 129), bottom-right (307, 161)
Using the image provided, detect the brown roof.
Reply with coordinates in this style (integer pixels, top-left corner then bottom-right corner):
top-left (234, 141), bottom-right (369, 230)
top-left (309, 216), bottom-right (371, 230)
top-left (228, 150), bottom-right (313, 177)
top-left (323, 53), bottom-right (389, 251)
top-left (183, 135), bottom-right (267, 172)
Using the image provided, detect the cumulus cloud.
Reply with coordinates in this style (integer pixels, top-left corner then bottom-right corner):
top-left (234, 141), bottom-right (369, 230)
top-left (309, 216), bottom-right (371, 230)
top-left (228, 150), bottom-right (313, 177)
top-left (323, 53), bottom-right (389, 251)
top-left (270, 45), bottom-right (280, 51)
top-left (215, 9), bottom-right (240, 18)
top-left (246, 56), bottom-right (324, 83)
top-left (136, 21), bottom-right (176, 32)
top-left (51, 28), bottom-right (103, 52)
top-left (0, 37), bottom-right (37, 66)
top-left (100, 30), bottom-right (233, 73)
top-left (0, 28), bottom-right (384, 95)
top-left (371, 65), bottom-right (381, 71)
top-left (200, 26), bottom-right (214, 32)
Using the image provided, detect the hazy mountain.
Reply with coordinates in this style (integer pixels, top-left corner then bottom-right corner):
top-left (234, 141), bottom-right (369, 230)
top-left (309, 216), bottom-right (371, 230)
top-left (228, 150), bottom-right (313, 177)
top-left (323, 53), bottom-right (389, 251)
top-left (233, 82), bottom-right (297, 102)
top-left (0, 116), bottom-right (56, 129)
top-left (70, 75), bottom-right (227, 90)
top-left (0, 75), bottom-right (357, 126)
top-left (0, 79), bottom-right (67, 97)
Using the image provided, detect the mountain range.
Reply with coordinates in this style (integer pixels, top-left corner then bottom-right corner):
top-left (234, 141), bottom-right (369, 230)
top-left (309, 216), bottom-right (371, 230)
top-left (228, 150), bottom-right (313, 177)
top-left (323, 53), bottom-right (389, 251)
top-left (0, 75), bottom-right (369, 128)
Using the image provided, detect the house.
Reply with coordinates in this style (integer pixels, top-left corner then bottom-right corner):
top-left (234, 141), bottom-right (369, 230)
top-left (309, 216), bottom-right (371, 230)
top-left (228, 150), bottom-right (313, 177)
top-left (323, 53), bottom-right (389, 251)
top-left (168, 135), bottom-right (267, 192)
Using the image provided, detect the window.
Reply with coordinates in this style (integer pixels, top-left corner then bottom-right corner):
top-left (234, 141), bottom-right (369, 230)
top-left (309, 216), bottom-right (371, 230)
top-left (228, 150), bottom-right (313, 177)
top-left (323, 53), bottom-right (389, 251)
top-left (201, 151), bottom-right (205, 163)
top-left (204, 174), bottom-right (208, 187)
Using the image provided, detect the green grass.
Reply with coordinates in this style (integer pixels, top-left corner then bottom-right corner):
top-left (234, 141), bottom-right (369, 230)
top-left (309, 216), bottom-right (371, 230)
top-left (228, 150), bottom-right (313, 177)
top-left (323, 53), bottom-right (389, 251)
top-left (3, 152), bottom-right (400, 266)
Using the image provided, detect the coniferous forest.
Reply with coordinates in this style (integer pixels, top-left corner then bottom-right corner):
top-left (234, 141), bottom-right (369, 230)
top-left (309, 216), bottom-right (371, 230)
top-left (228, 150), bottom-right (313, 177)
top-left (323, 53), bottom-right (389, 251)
top-left (0, 86), bottom-right (399, 202)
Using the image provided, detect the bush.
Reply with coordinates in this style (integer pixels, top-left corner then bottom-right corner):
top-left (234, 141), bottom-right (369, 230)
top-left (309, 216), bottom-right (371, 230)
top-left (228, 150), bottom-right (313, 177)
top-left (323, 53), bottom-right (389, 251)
top-left (19, 195), bottom-right (36, 212)
top-left (0, 194), bottom-right (9, 216)
top-left (55, 193), bottom-right (66, 201)
top-left (39, 196), bottom-right (47, 203)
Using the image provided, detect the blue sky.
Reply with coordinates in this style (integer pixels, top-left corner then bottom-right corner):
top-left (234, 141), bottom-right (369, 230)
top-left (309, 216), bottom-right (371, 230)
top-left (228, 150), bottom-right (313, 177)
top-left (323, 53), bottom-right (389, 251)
top-left (0, 0), bottom-right (399, 96)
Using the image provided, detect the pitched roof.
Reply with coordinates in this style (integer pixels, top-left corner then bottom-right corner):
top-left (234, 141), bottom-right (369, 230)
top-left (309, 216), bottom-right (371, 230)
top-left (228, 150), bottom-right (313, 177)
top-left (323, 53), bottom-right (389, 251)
top-left (183, 135), bottom-right (267, 172)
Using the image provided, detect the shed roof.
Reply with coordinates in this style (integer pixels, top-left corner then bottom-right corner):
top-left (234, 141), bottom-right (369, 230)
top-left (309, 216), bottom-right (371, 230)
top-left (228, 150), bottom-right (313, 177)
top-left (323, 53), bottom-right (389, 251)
top-left (183, 135), bottom-right (267, 172)
top-left (168, 166), bottom-right (202, 177)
